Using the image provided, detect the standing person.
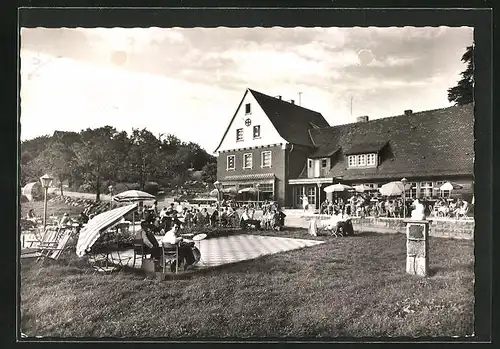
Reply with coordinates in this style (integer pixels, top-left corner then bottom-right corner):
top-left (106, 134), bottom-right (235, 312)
top-left (152, 200), bottom-right (159, 215)
top-left (302, 194), bottom-right (309, 212)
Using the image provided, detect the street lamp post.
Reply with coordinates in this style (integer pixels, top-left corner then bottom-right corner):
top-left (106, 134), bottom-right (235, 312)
top-left (213, 180), bottom-right (222, 225)
top-left (256, 183), bottom-right (260, 208)
top-left (40, 174), bottom-right (54, 230)
top-left (401, 177), bottom-right (408, 218)
top-left (108, 185), bottom-right (114, 207)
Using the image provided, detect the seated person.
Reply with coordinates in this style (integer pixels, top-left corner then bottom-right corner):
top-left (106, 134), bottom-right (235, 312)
top-left (184, 209), bottom-right (194, 228)
top-left (136, 221), bottom-right (162, 260)
top-left (202, 208), bottom-right (211, 225)
top-left (59, 213), bottom-right (70, 228)
top-left (337, 217), bottom-right (354, 236)
top-left (278, 209), bottom-right (286, 227)
top-left (220, 208), bottom-right (229, 226)
top-left (26, 209), bottom-right (36, 220)
top-left (166, 203), bottom-right (176, 216)
top-left (210, 210), bottom-right (219, 227)
top-left (162, 223), bottom-right (196, 271)
top-left (144, 208), bottom-right (156, 225)
top-left (228, 209), bottom-right (239, 227)
top-left (240, 209), bottom-right (261, 229)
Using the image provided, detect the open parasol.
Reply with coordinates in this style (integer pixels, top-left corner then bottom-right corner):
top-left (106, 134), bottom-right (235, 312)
top-left (353, 184), bottom-right (375, 193)
top-left (439, 182), bottom-right (463, 191)
top-left (222, 187), bottom-right (238, 195)
top-left (113, 190), bottom-right (156, 202)
top-left (379, 181), bottom-right (405, 196)
top-left (324, 183), bottom-right (353, 193)
top-left (76, 203), bottom-right (137, 257)
top-left (238, 187), bottom-right (260, 194)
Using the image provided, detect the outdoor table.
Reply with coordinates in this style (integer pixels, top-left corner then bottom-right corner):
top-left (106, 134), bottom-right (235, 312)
top-left (191, 233), bottom-right (207, 264)
top-left (89, 246), bottom-right (132, 273)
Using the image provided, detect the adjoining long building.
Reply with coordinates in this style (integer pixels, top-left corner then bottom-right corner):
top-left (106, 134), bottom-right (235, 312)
top-left (214, 88), bottom-right (474, 209)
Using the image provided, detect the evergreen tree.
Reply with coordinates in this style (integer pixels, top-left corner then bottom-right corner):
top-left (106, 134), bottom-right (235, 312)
top-left (447, 45), bottom-right (474, 105)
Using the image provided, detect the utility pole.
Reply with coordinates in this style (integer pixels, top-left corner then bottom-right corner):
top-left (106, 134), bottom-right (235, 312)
top-left (298, 92), bottom-right (303, 106)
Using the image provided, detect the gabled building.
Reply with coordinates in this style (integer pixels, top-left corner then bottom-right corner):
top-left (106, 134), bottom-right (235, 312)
top-left (214, 88), bottom-right (330, 206)
top-left (215, 88), bottom-right (474, 209)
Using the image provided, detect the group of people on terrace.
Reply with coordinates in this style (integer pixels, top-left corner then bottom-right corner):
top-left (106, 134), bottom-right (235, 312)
top-left (318, 195), bottom-right (471, 219)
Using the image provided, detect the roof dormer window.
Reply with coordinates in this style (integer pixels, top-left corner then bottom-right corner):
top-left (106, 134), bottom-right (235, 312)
top-left (347, 153), bottom-right (378, 168)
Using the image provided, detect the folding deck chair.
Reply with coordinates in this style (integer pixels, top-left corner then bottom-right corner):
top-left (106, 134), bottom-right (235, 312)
top-left (21, 227), bottom-right (72, 263)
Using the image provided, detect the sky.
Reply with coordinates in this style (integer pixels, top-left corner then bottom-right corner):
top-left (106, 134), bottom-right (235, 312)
top-left (20, 26), bottom-right (473, 153)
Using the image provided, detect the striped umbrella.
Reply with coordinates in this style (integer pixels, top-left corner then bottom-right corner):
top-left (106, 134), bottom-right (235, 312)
top-left (113, 190), bottom-right (155, 202)
top-left (76, 203), bottom-right (137, 257)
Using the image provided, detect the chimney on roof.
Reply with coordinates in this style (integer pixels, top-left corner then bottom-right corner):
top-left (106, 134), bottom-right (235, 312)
top-left (290, 99), bottom-right (295, 104)
top-left (404, 109), bottom-right (413, 116)
top-left (275, 95), bottom-right (282, 100)
top-left (356, 115), bottom-right (369, 123)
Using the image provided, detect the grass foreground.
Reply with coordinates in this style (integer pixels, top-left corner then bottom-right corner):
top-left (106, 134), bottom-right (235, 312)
top-left (20, 229), bottom-right (474, 338)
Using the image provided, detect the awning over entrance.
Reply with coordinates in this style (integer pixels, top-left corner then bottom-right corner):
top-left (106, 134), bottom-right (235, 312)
top-left (223, 173), bottom-right (275, 181)
top-left (222, 173), bottom-right (275, 185)
top-left (288, 177), bottom-right (334, 185)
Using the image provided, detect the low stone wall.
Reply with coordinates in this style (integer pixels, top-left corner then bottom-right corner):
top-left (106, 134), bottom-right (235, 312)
top-left (284, 212), bottom-right (474, 240)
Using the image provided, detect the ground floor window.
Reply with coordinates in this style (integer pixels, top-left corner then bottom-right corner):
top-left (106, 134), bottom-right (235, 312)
top-left (406, 182), bottom-right (417, 199)
top-left (419, 181), bottom-right (433, 198)
top-left (294, 185), bottom-right (316, 207)
top-left (307, 187), bottom-right (316, 206)
top-left (257, 183), bottom-right (274, 201)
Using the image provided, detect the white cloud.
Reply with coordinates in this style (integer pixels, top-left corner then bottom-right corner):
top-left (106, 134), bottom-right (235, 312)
top-left (20, 26), bottom-right (474, 152)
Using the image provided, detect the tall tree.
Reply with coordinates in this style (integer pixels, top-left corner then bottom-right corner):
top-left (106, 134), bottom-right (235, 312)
top-left (37, 141), bottom-right (75, 197)
top-left (447, 45), bottom-right (474, 105)
top-left (127, 129), bottom-right (163, 190)
top-left (201, 162), bottom-right (217, 184)
top-left (72, 126), bottom-right (118, 201)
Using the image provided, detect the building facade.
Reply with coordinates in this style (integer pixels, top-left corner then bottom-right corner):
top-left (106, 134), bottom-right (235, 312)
top-left (215, 89), bottom-right (474, 209)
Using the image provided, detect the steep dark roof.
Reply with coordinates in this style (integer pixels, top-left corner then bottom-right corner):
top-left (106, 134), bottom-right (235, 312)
top-left (344, 141), bottom-right (388, 155)
top-left (309, 145), bottom-right (340, 159)
top-left (308, 103), bottom-right (474, 181)
top-left (249, 89), bottom-right (330, 147)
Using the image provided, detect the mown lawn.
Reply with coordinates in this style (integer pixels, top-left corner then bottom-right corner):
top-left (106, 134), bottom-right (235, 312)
top-left (20, 230), bottom-right (474, 338)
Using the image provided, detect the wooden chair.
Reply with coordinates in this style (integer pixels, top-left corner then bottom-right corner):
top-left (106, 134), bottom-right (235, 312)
top-left (132, 238), bottom-right (147, 268)
top-left (161, 243), bottom-right (179, 274)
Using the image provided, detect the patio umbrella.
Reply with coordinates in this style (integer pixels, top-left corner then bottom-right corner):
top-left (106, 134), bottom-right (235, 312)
top-left (379, 181), bottom-right (406, 196)
top-left (222, 187), bottom-right (238, 195)
top-left (353, 184), bottom-right (374, 193)
top-left (76, 203), bottom-right (137, 257)
top-left (439, 182), bottom-right (463, 191)
top-left (238, 187), bottom-right (260, 194)
top-left (324, 183), bottom-right (353, 193)
top-left (113, 190), bottom-right (155, 202)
